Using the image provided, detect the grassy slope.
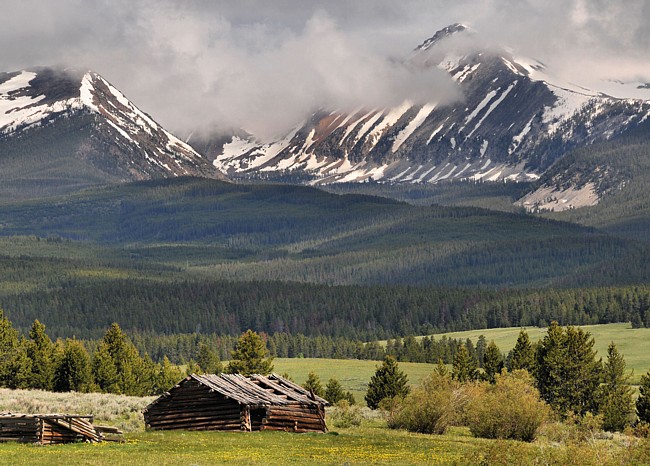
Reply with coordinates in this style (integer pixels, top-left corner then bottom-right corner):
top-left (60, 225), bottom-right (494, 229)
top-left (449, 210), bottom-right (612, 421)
top-left (0, 384), bottom-right (644, 465)
top-left (273, 358), bottom-right (437, 402)
top-left (432, 322), bottom-right (650, 383)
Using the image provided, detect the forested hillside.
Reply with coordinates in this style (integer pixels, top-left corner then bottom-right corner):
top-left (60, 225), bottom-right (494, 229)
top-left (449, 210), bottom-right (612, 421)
top-left (0, 177), bottom-right (648, 342)
top-left (2, 252), bottom-right (650, 340)
top-left (546, 120), bottom-right (650, 241)
top-left (0, 178), bottom-right (648, 288)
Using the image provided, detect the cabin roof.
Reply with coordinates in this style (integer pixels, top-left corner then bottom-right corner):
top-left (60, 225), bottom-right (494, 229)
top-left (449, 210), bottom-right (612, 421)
top-left (145, 373), bottom-right (329, 411)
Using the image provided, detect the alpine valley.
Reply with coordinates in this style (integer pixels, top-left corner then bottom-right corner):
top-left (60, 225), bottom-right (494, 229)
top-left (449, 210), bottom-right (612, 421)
top-left (0, 24), bottom-right (650, 340)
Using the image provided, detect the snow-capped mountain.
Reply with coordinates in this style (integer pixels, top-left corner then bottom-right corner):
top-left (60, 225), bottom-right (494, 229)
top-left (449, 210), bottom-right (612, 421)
top-left (0, 67), bottom-right (224, 198)
top-left (213, 24), bottom-right (650, 211)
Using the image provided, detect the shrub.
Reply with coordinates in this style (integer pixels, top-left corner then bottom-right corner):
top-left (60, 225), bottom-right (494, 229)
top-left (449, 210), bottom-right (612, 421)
top-left (465, 370), bottom-right (550, 442)
top-left (386, 373), bottom-right (461, 435)
top-left (329, 400), bottom-right (363, 428)
top-left (540, 412), bottom-right (603, 445)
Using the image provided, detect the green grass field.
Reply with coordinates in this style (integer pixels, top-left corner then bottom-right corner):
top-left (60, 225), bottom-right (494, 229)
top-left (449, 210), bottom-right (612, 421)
top-left (430, 322), bottom-right (650, 383)
top-left (0, 418), bottom-right (646, 465)
top-left (273, 358), bottom-right (438, 402)
top-left (2, 330), bottom-right (650, 465)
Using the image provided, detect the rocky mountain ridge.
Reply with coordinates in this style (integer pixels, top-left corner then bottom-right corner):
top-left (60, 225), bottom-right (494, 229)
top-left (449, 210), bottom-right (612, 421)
top-left (0, 67), bottom-right (224, 198)
top-left (212, 24), bottom-right (650, 212)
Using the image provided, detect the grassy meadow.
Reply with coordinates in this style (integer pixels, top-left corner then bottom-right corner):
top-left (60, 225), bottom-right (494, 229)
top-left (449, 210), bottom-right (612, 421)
top-left (0, 395), bottom-right (648, 465)
top-left (3, 336), bottom-right (650, 464)
top-left (431, 322), bottom-right (650, 383)
top-left (273, 358), bottom-right (438, 402)
top-left (1, 423), bottom-right (645, 466)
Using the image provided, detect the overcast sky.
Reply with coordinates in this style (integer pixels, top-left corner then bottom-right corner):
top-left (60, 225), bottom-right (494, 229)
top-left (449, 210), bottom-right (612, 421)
top-left (2, 0), bottom-right (649, 139)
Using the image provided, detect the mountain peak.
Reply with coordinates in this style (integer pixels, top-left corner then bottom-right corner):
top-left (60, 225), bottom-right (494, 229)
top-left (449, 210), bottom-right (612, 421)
top-left (0, 65), bottom-right (226, 199)
top-left (415, 23), bottom-right (472, 51)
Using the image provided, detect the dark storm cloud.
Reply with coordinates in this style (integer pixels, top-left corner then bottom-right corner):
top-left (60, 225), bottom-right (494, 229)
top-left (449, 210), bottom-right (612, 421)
top-left (1, 0), bottom-right (648, 139)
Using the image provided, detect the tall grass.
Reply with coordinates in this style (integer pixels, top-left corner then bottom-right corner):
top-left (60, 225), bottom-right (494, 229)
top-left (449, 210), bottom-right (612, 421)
top-left (0, 388), bottom-right (155, 432)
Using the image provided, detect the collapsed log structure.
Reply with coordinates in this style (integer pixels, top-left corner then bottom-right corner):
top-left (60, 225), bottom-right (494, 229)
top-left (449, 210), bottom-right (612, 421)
top-left (0, 413), bottom-right (102, 444)
top-left (143, 373), bottom-right (329, 433)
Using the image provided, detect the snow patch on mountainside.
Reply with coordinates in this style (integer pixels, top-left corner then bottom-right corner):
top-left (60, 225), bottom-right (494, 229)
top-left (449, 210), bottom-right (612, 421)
top-left (366, 102), bottom-right (412, 150)
top-left (0, 71), bottom-right (83, 133)
top-left (543, 86), bottom-right (593, 135)
top-left (392, 103), bottom-right (436, 152)
top-left (353, 111), bottom-right (384, 146)
top-left (467, 81), bottom-right (516, 138)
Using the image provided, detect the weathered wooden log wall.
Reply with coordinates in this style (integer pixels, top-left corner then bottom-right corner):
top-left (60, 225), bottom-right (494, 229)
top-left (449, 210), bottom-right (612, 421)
top-left (0, 414), bottom-right (100, 444)
top-left (261, 405), bottom-right (326, 433)
top-left (0, 416), bottom-right (40, 443)
top-left (143, 374), bottom-right (329, 433)
top-left (144, 378), bottom-right (244, 431)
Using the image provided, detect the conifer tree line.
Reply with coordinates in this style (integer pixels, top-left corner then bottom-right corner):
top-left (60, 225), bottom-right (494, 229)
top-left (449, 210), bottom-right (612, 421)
top-left (4, 280), bottom-right (650, 341)
top-left (0, 309), bottom-right (215, 396)
top-left (4, 301), bottom-right (650, 432)
top-left (129, 331), bottom-right (471, 366)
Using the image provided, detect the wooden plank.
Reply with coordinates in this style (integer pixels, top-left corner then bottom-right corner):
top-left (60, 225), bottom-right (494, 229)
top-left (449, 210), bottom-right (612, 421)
top-left (250, 375), bottom-right (322, 406)
top-left (145, 408), bottom-right (241, 421)
top-left (146, 404), bottom-right (240, 415)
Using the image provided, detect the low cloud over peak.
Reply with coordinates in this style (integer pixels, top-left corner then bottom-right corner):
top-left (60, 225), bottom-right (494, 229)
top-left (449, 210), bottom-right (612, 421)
top-left (1, 0), bottom-right (648, 139)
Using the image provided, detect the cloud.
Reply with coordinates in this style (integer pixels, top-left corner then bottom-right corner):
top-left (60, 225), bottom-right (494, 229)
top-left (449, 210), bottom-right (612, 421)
top-left (1, 0), bottom-right (649, 139)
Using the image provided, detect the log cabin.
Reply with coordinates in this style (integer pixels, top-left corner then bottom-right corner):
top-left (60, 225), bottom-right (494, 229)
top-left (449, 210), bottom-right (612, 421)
top-left (143, 373), bottom-right (329, 433)
top-left (0, 413), bottom-right (101, 444)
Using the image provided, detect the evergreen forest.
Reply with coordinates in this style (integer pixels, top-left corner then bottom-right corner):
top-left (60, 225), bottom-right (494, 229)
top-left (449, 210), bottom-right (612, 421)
top-left (0, 174), bottom-right (648, 347)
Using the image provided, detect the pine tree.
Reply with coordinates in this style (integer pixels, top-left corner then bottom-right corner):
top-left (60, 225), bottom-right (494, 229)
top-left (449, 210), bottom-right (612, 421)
top-left (92, 345), bottom-right (120, 393)
top-left (403, 335), bottom-right (423, 362)
top-left (637, 371), bottom-right (650, 424)
top-left (226, 329), bottom-right (274, 375)
top-left (476, 335), bottom-right (487, 368)
top-left (325, 377), bottom-right (345, 404)
top-left (434, 359), bottom-right (449, 377)
top-left (54, 339), bottom-right (92, 393)
top-left (508, 329), bottom-right (535, 372)
top-left (92, 323), bottom-right (149, 395)
top-left (196, 343), bottom-right (223, 374)
top-left (452, 345), bottom-right (478, 383)
top-left (535, 322), bottom-right (602, 416)
top-left (0, 310), bottom-right (31, 389)
top-left (303, 371), bottom-right (325, 398)
top-left (365, 355), bottom-right (409, 409)
top-left (152, 356), bottom-right (183, 394)
top-left (185, 359), bottom-right (201, 376)
top-left (482, 341), bottom-right (504, 384)
top-left (598, 342), bottom-right (634, 431)
top-left (25, 320), bottom-right (55, 391)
